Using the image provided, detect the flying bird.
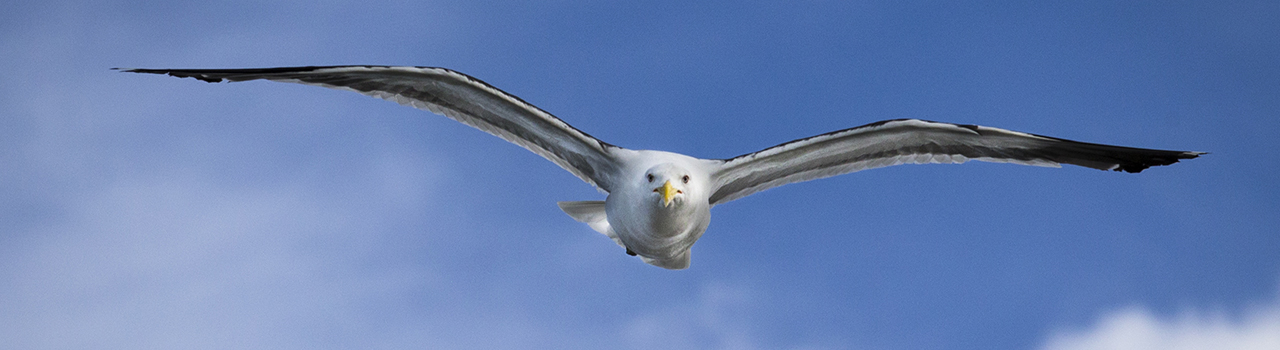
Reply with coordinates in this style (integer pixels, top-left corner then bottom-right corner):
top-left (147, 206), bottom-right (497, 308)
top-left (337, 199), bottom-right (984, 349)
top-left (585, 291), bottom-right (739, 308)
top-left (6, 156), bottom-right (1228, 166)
top-left (118, 66), bottom-right (1203, 269)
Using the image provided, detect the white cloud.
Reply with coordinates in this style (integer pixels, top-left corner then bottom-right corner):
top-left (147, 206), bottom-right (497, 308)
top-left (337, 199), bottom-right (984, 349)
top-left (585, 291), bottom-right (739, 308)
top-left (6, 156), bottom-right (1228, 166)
top-left (1040, 290), bottom-right (1280, 350)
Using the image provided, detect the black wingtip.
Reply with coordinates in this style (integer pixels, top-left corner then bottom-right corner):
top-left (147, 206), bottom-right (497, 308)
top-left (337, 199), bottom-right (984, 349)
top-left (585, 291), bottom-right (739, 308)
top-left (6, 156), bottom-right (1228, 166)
top-left (112, 68), bottom-right (228, 83)
top-left (1112, 151), bottom-right (1206, 173)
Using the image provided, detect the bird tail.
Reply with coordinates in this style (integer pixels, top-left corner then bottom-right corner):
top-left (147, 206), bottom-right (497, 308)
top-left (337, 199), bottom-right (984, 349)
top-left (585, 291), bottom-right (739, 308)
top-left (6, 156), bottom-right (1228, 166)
top-left (556, 201), bottom-right (623, 248)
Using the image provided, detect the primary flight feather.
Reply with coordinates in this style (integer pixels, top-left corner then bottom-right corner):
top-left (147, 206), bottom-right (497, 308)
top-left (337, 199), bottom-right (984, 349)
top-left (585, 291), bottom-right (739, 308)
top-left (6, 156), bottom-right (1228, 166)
top-left (118, 65), bottom-right (1203, 269)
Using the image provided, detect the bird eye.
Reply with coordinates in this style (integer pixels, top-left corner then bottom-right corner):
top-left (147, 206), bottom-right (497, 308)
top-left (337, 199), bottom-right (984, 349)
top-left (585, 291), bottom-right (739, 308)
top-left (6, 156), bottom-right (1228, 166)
top-left (647, 174), bottom-right (654, 182)
top-left (682, 175), bottom-right (690, 184)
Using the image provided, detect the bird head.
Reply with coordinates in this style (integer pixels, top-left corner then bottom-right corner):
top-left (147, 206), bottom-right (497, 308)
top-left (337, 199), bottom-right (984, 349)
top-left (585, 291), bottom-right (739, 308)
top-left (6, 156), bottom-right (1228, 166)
top-left (644, 164), bottom-right (695, 208)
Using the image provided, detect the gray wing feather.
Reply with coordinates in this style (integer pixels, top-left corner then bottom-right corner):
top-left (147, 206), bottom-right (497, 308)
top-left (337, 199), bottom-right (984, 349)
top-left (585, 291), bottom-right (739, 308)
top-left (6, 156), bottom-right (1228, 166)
top-left (119, 66), bottom-right (622, 192)
top-left (709, 119), bottom-right (1203, 204)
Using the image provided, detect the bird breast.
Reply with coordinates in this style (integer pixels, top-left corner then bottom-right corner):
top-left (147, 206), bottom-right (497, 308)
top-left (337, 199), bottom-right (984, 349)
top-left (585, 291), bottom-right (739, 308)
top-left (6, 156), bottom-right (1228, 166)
top-left (604, 189), bottom-right (710, 259)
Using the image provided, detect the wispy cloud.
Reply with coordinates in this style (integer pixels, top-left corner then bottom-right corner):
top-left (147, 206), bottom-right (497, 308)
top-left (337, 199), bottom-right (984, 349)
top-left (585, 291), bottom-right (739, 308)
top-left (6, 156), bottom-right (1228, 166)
top-left (0, 165), bottom-right (441, 349)
top-left (622, 281), bottom-right (760, 350)
top-left (1039, 285), bottom-right (1280, 350)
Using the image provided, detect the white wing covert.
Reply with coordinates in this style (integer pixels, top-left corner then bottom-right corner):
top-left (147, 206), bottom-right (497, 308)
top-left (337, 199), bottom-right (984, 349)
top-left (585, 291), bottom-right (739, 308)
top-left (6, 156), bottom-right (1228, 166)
top-left (708, 119), bottom-right (1203, 205)
top-left (119, 66), bottom-right (623, 192)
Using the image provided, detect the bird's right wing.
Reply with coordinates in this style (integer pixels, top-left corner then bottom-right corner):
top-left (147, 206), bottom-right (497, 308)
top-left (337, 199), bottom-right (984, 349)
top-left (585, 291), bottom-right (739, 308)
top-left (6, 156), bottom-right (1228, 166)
top-left (708, 119), bottom-right (1203, 205)
top-left (119, 66), bottom-right (623, 192)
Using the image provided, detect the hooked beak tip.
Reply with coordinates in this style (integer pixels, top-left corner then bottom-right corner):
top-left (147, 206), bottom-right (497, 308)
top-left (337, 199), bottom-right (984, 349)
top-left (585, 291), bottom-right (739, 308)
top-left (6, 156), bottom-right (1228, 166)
top-left (657, 180), bottom-right (677, 207)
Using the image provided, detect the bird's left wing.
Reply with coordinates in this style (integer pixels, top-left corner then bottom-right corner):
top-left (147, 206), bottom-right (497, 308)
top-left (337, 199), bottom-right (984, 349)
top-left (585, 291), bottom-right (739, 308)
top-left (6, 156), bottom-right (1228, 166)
top-left (708, 119), bottom-right (1203, 205)
top-left (118, 66), bottom-right (622, 192)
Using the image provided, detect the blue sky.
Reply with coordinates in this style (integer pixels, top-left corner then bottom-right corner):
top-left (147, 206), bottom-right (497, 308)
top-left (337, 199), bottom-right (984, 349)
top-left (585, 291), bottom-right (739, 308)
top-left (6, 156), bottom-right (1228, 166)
top-left (2, 1), bottom-right (1278, 349)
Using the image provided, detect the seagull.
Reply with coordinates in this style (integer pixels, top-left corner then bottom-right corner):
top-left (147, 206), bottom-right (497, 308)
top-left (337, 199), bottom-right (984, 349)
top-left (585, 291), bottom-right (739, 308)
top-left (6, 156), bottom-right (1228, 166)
top-left (118, 66), bottom-right (1204, 269)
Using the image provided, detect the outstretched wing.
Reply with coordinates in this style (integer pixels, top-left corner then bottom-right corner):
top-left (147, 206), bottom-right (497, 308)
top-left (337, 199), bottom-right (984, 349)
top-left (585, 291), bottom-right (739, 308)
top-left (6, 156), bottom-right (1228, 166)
top-left (708, 119), bottom-right (1203, 205)
top-left (118, 66), bottom-right (623, 192)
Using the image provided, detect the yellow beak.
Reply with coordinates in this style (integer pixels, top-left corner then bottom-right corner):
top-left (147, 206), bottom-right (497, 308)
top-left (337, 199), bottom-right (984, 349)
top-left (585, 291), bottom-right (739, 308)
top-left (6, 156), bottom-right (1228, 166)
top-left (656, 180), bottom-right (678, 207)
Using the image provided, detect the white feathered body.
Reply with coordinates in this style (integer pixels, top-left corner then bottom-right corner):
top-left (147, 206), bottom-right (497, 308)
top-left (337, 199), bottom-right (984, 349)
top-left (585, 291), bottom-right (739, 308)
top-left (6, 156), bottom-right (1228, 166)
top-left (604, 150), bottom-right (715, 269)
